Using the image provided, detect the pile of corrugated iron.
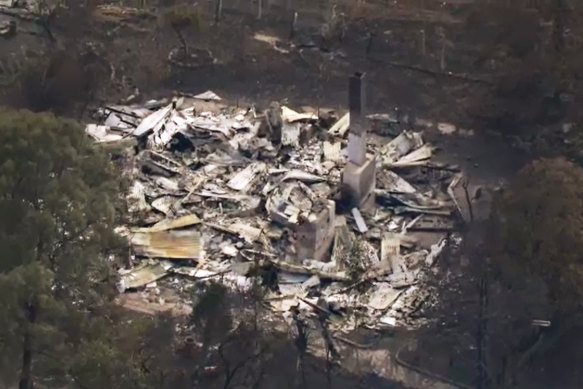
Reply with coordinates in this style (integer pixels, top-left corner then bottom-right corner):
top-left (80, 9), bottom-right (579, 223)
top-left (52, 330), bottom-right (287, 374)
top-left (86, 90), bottom-right (463, 331)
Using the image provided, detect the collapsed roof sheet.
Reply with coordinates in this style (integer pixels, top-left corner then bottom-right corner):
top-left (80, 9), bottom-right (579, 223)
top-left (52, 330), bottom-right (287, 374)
top-left (118, 260), bottom-right (174, 292)
top-left (132, 214), bottom-right (201, 233)
top-left (131, 230), bottom-right (201, 260)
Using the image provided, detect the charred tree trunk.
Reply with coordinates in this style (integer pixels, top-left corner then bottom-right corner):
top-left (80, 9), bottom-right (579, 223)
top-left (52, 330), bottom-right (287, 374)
top-left (293, 309), bottom-right (308, 388)
top-left (552, 0), bottom-right (568, 94)
top-left (440, 37), bottom-right (446, 72)
top-left (19, 303), bottom-right (37, 389)
top-left (39, 17), bottom-right (56, 43)
top-left (476, 278), bottom-right (488, 389)
top-left (173, 27), bottom-right (188, 58)
top-left (215, 0), bottom-right (222, 24)
top-left (463, 180), bottom-right (474, 223)
top-left (552, 0), bottom-right (566, 55)
top-left (289, 11), bottom-right (297, 40)
top-left (366, 31), bottom-right (375, 56)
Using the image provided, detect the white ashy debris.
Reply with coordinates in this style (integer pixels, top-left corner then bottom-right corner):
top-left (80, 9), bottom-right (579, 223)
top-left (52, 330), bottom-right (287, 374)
top-left (280, 169), bottom-right (325, 183)
top-left (437, 122), bottom-right (456, 135)
top-left (367, 283), bottom-right (403, 311)
top-left (194, 90), bottom-right (222, 101)
top-left (323, 141), bottom-right (341, 162)
top-left (133, 103), bottom-right (173, 138)
top-left (379, 170), bottom-right (417, 193)
top-left (425, 238), bottom-right (447, 267)
top-left (127, 181), bottom-right (150, 214)
top-left (227, 162), bottom-right (266, 192)
top-left (390, 144), bottom-right (433, 166)
top-left (281, 122), bottom-right (301, 148)
top-left (85, 124), bottom-right (124, 143)
top-left (281, 106), bottom-right (317, 122)
top-left (352, 208), bottom-right (368, 233)
top-left (383, 130), bottom-right (424, 163)
top-left (328, 112), bottom-right (350, 136)
top-left (155, 177), bottom-right (180, 192)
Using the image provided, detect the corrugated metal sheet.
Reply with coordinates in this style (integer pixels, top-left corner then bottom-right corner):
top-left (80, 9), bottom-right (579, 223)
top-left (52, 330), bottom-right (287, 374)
top-left (194, 90), bottom-right (222, 101)
top-left (227, 162), bottom-right (266, 192)
top-left (392, 144), bottom-right (433, 166)
top-left (206, 222), bottom-right (262, 243)
top-left (378, 170), bottom-right (417, 193)
top-left (133, 214), bottom-right (201, 233)
top-left (327, 112), bottom-right (350, 136)
top-left (117, 292), bottom-right (193, 316)
top-left (281, 106), bottom-right (317, 122)
top-left (133, 103), bottom-right (173, 137)
top-left (131, 230), bottom-right (201, 259)
top-left (280, 170), bottom-right (324, 183)
top-left (118, 261), bottom-right (174, 291)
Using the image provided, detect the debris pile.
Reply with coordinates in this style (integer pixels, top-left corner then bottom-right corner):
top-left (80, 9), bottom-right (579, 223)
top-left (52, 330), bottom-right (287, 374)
top-left (87, 77), bottom-right (462, 330)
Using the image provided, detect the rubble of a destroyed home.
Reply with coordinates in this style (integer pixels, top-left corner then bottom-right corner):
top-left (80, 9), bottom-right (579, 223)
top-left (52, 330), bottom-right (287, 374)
top-left (86, 73), bottom-right (463, 332)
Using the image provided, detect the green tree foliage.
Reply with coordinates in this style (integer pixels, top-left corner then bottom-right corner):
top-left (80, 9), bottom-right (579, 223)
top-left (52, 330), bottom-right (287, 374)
top-left (0, 108), bottom-right (123, 389)
top-left (489, 157), bottom-right (583, 317)
top-left (191, 282), bottom-right (233, 355)
top-left (10, 51), bottom-right (101, 117)
top-left (68, 312), bottom-right (188, 389)
top-left (189, 282), bottom-right (278, 389)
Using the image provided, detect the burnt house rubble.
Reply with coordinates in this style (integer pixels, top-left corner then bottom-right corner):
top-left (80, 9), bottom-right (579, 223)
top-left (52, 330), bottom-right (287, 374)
top-left (87, 72), bottom-right (465, 331)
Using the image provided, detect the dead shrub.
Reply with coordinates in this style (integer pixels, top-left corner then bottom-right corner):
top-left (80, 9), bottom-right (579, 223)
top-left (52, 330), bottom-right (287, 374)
top-left (165, 4), bottom-right (203, 58)
top-left (320, 3), bottom-right (346, 46)
top-left (9, 50), bottom-right (106, 116)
